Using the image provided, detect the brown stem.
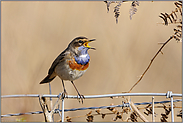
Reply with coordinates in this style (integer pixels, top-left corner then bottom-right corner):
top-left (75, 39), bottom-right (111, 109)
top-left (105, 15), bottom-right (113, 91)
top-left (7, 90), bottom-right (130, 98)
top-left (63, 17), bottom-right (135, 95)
top-left (128, 36), bottom-right (174, 93)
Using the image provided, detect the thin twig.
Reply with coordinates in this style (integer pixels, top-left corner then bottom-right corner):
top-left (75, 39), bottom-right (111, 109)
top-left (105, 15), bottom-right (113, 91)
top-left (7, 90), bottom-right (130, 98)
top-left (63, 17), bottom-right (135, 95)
top-left (128, 36), bottom-right (174, 93)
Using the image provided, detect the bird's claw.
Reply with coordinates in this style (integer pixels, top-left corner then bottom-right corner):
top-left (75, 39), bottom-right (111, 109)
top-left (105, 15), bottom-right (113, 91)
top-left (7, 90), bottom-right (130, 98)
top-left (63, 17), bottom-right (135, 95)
top-left (61, 90), bottom-right (68, 99)
top-left (77, 93), bottom-right (85, 104)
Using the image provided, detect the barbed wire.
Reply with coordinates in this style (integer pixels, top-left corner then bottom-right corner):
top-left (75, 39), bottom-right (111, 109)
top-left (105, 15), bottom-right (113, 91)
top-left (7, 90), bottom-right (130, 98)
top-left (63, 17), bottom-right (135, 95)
top-left (56, 99), bottom-right (182, 112)
top-left (1, 98), bottom-right (182, 118)
top-left (1, 91), bottom-right (182, 123)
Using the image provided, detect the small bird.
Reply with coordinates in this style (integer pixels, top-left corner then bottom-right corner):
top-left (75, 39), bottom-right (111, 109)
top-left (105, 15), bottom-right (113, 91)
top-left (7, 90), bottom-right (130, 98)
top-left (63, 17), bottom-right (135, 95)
top-left (40, 36), bottom-right (96, 103)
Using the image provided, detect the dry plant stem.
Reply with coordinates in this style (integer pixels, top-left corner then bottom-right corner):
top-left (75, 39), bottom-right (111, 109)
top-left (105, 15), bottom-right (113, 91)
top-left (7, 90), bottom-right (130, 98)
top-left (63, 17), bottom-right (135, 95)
top-left (58, 100), bottom-right (181, 122)
top-left (128, 36), bottom-right (174, 93)
top-left (39, 94), bottom-right (62, 122)
top-left (63, 112), bottom-right (120, 122)
top-left (39, 96), bottom-right (53, 122)
top-left (130, 101), bottom-right (149, 122)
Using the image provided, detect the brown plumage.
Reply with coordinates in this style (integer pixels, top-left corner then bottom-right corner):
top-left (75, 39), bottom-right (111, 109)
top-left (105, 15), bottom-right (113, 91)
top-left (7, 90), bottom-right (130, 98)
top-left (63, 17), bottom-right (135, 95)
top-left (40, 36), bottom-right (96, 103)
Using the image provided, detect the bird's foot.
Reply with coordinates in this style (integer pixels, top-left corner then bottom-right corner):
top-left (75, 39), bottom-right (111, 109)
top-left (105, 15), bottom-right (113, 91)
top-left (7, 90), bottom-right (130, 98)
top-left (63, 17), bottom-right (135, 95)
top-left (77, 93), bottom-right (85, 104)
top-left (61, 89), bottom-right (68, 99)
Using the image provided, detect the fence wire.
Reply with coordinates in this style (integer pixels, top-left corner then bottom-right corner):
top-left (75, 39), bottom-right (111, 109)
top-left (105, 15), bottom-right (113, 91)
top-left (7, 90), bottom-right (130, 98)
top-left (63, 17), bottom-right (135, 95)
top-left (1, 91), bottom-right (182, 122)
top-left (1, 92), bottom-right (182, 99)
top-left (1, 99), bottom-right (182, 118)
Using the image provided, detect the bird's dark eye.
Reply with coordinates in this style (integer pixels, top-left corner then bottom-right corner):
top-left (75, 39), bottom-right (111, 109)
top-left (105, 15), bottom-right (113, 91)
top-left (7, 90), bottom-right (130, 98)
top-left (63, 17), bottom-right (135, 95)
top-left (78, 40), bottom-right (83, 44)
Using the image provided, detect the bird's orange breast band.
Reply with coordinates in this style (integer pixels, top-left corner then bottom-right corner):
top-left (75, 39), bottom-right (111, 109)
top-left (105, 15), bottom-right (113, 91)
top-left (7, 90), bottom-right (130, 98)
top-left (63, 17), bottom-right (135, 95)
top-left (68, 58), bottom-right (89, 71)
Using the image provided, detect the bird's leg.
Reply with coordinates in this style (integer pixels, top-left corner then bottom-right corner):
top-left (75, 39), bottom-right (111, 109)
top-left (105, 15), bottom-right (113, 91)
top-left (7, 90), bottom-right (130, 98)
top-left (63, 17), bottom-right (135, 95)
top-left (71, 81), bottom-right (85, 104)
top-left (61, 80), bottom-right (68, 98)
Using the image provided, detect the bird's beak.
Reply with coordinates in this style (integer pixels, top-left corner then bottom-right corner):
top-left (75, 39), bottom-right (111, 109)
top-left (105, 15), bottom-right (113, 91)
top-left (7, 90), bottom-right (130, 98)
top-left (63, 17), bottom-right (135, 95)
top-left (84, 39), bottom-right (96, 50)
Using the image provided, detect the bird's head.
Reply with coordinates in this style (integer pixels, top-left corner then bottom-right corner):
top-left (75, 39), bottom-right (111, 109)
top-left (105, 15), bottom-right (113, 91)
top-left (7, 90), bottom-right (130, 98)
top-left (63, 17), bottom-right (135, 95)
top-left (69, 36), bottom-right (96, 54)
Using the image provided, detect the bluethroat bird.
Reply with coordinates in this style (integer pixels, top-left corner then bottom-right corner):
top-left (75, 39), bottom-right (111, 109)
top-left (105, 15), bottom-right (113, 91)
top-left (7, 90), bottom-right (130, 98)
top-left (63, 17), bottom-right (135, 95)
top-left (40, 36), bottom-right (96, 103)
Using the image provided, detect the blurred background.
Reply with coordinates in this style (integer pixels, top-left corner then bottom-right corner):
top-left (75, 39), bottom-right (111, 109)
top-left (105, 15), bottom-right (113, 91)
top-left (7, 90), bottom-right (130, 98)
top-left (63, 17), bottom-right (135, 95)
top-left (1, 1), bottom-right (182, 122)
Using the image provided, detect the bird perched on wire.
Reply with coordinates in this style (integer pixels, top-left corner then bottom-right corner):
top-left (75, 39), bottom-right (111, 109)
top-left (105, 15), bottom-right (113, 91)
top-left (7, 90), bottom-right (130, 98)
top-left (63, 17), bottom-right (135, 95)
top-left (40, 36), bottom-right (96, 103)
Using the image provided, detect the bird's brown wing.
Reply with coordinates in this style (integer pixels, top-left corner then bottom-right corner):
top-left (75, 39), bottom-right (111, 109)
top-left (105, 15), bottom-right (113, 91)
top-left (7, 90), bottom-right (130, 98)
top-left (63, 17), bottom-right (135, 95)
top-left (48, 49), bottom-right (68, 75)
top-left (40, 49), bottom-right (68, 84)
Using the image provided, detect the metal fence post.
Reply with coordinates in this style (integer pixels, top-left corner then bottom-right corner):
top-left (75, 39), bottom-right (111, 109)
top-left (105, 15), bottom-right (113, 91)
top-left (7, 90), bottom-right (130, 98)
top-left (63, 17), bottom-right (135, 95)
top-left (61, 98), bottom-right (65, 122)
top-left (152, 96), bottom-right (155, 122)
top-left (170, 95), bottom-right (174, 122)
top-left (167, 91), bottom-right (174, 122)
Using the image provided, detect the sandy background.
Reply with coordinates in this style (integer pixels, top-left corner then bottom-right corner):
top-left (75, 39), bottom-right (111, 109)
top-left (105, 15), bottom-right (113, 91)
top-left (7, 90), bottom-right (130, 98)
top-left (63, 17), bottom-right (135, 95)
top-left (1, 1), bottom-right (182, 122)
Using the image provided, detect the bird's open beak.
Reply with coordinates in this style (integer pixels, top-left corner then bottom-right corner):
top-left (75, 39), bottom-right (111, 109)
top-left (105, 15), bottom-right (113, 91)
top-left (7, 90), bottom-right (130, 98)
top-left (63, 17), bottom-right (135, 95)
top-left (84, 39), bottom-right (96, 50)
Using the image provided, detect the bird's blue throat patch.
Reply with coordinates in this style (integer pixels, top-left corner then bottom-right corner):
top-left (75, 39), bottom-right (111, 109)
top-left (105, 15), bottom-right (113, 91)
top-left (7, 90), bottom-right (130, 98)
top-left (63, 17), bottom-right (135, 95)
top-left (74, 46), bottom-right (90, 65)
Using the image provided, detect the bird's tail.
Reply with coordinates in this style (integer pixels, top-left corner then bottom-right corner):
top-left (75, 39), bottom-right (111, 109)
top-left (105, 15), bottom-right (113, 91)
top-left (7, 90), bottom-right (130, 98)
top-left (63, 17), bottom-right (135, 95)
top-left (40, 74), bottom-right (56, 84)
